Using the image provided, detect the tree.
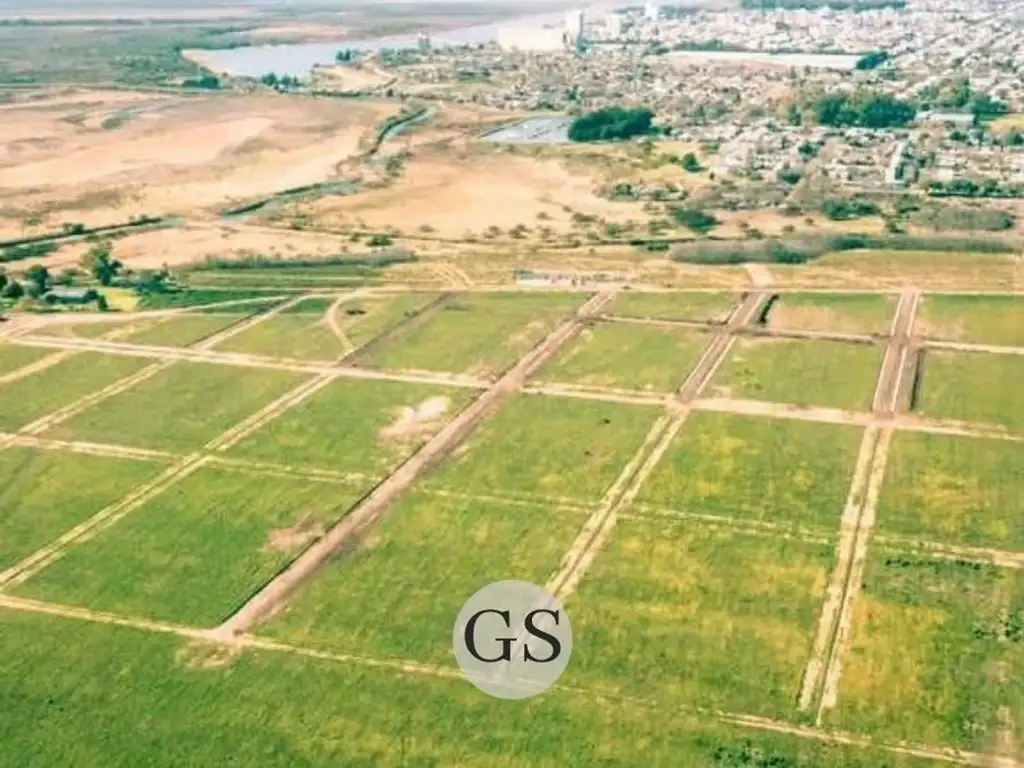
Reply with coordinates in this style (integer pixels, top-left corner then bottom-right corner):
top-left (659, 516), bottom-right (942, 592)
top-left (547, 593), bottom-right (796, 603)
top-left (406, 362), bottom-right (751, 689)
top-left (0, 268), bottom-right (6, 293)
top-left (568, 107), bottom-right (655, 142)
top-left (81, 242), bottom-right (122, 286)
top-left (2, 279), bottom-right (24, 300)
top-left (680, 152), bottom-right (703, 172)
top-left (25, 264), bottom-right (50, 294)
top-left (260, 73), bottom-right (279, 87)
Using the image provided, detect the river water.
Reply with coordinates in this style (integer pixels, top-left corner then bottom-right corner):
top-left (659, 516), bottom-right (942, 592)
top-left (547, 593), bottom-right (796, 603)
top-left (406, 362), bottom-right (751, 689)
top-left (194, 5), bottom-right (615, 78)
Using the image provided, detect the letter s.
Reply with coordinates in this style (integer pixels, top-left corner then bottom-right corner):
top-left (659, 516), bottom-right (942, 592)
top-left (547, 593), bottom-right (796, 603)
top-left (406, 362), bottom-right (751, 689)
top-left (523, 609), bottom-right (562, 663)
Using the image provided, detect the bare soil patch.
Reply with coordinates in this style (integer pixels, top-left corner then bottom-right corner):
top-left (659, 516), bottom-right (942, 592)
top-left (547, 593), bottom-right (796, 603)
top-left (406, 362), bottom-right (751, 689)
top-left (266, 516), bottom-right (326, 554)
top-left (380, 396), bottom-right (451, 440)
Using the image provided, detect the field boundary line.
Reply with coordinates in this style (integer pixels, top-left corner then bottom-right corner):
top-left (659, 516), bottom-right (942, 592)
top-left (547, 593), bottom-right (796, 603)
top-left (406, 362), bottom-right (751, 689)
top-left (873, 535), bottom-right (1024, 570)
top-left (325, 295), bottom-right (358, 357)
top-left (345, 292), bottom-right (453, 366)
top-left (817, 427), bottom-right (894, 721)
top-left (18, 359), bottom-right (177, 437)
top-left (797, 426), bottom-right (881, 712)
top-left (1, 433), bottom-right (177, 463)
top-left (0, 591), bottom-right (1010, 767)
top-left (923, 339), bottom-right (1024, 357)
top-left (0, 456), bottom-right (208, 589)
top-left (211, 290), bottom-right (619, 638)
top-left (0, 349), bottom-right (78, 386)
top-left (194, 293), bottom-right (308, 351)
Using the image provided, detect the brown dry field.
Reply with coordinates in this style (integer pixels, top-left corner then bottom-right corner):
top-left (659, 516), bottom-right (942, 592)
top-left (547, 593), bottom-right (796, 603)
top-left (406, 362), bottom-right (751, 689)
top-left (0, 89), bottom-right (396, 240)
top-left (272, 144), bottom-right (648, 238)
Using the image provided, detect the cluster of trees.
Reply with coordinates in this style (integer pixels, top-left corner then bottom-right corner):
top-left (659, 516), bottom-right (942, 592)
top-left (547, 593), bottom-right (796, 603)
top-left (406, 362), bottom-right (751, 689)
top-left (335, 49), bottom-right (358, 63)
top-left (919, 76), bottom-right (1008, 120)
top-left (819, 196), bottom-right (879, 220)
top-left (568, 107), bottom-right (655, 142)
top-left (260, 73), bottom-right (301, 89)
top-left (810, 90), bottom-right (916, 128)
top-left (927, 179), bottom-right (1024, 198)
top-left (182, 74), bottom-right (220, 89)
top-left (855, 51), bottom-right (889, 70)
top-left (671, 207), bottom-right (719, 234)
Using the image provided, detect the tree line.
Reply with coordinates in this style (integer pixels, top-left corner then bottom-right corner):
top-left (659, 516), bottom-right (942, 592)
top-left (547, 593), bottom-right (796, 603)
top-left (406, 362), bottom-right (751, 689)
top-left (568, 107), bottom-right (656, 142)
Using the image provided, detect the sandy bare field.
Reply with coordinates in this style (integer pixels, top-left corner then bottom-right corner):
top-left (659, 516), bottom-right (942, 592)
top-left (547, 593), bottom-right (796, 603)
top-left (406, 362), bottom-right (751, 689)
top-left (0, 90), bottom-right (396, 239)
top-left (276, 145), bottom-right (643, 238)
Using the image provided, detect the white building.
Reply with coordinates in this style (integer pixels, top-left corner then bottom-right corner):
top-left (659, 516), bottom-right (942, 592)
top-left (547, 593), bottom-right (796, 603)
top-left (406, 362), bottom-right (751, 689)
top-left (497, 26), bottom-right (566, 52)
top-left (564, 10), bottom-right (584, 47)
top-left (644, 0), bottom-right (659, 22)
top-left (604, 13), bottom-right (623, 38)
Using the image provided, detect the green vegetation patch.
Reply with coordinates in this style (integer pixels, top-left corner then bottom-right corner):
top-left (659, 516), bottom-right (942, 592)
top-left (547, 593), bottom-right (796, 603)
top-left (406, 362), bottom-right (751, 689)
top-left (263, 492), bottom-right (588, 663)
top-left (0, 448), bottom-right (166, 570)
top-left (214, 312), bottom-right (349, 362)
top-left (610, 291), bottom-right (740, 323)
top-left (426, 394), bottom-right (661, 503)
top-left (227, 378), bottom-right (475, 477)
top-left (0, 612), bottom-right (937, 767)
top-left (915, 350), bottom-right (1024, 430)
top-left (767, 293), bottom-right (898, 335)
top-left (877, 432), bottom-right (1024, 550)
top-left (711, 338), bottom-right (884, 411)
top-left (15, 466), bottom-right (363, 626)
top-left (340, 292), bottom-right (441, 348)
top-left (918, 295), bottom-right (1024, 347)
top-left (0, 343), bottom-right (51, 377)
top-left (534, 322), bottom-right (711, 392)
top-left (363, 293), bottom-right (585, 378)
top-left (829, 554), bottom-right (1023, 751)
top-left (633, 411), bottom-right (862, 530)
top-left (0, 352), bottom-right (151, 432)
top-left (44, 362), bottom-right (309, 453)
top-left (116, 314), bottom-right (252, 348)
top-left (567, 517), bottom-right (834, 718)
top-left (136, 290), bottom-right (289, 311)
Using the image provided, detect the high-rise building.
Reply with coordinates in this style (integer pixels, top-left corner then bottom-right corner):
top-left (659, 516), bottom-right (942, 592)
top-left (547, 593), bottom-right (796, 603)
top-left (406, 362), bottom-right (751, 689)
top-left (644, 0), bottom-right (659, 21)
top-left (564, 9), bottom-right (584, 47)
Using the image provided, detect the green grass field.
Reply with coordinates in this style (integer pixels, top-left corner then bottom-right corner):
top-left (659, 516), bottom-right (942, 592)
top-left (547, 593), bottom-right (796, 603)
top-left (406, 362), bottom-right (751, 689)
top-left (425, 394), bottom-right (661, 503)
top-left (14, 466), bottom-right (364, 626)
top-left (766, 293), bottom-right (897, 335)
top-left (339, 292), bottom-right (441, 348)
top-left (262, 491), bottom-right (588, 662)
top-left (227, 377), bottom-right (475, 477)
top-left (917, 295), bottom-right (1024, 347)
top-left (876, 432), bottom-right (1024, 550)
top-left (533, 322), bottom-right (711, 392)
top-left (214, 310), bottom-right (349, 361)
top-left (609, 292), bottom-right (740, 323)
top-left (44, 363), bottom-right (309, 452)
top-left (0, 343), bottom-right (52, 376)
top-left (829, 553), bottom-right (1022, 752)
top-left (116, 314), bottom-right (251, 348)
top-left (0, 448), bottom-right (166, 571)
top-left (0, 612), bottom-right (938, 768)
top-left (0, 352), bottom-right (152, 432)
top-left (632, 411), bottom-right (863, 531)
top-left (710, 338), bottom-right (884, 411)
top-left (566, 517), bottom-right (834, 717)
top-left (363, 293), bottom-right (585, 378)
top-left (915, 350), bottom-right (1024, 430)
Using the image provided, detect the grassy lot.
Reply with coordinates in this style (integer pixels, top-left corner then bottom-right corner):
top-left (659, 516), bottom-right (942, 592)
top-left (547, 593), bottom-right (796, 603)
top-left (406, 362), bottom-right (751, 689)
top-left (710, 338), bottom-right (884, 411)
top-left (227, 378), bottom-right (475, 477)
top-left (533, 322), bottom-right (711, 392)
top-left (14, 466), bottom-right (364, 626)
top-left (44, 363), bottom-right (309, 452)
top-left (138, 292), bottom-right (289, 312)
top-left (917, 295), bottom-right (1024, 347)
top-left (0, 343), bottom-right (52, 377)
top-left (262, 491), bottom-right (588, 663)
top-left (766, 293), bottom-right (897, 335)
top-left (829, 553), bottom-right (1022, 753)
top-left (0, 352), bottom-right (152, 432)
top-left (609, 292), bottom-right (740, 323)
top-left (0, 613), bottom-right (939, 768)
top-left (876, 432), bottom-right (1024, 550)
top-left (425, 394), bottom-right (662, 503)
top-left (340, 292), bottom-right (441, 348)
top-left (632, 411), bottom-right (862, 531)
top-left (117, 314), bottom-right (251, 348)
top-left (214, 311), bottom-right (349, 361)
top-left (566, 517), bottom-right (834, 718)
top-left (0, 448), bottom-right (166, 571)
top-left (915, 350), bottom-right (1024, 430)
top-left (363, 293), bottom-right (585, 378)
